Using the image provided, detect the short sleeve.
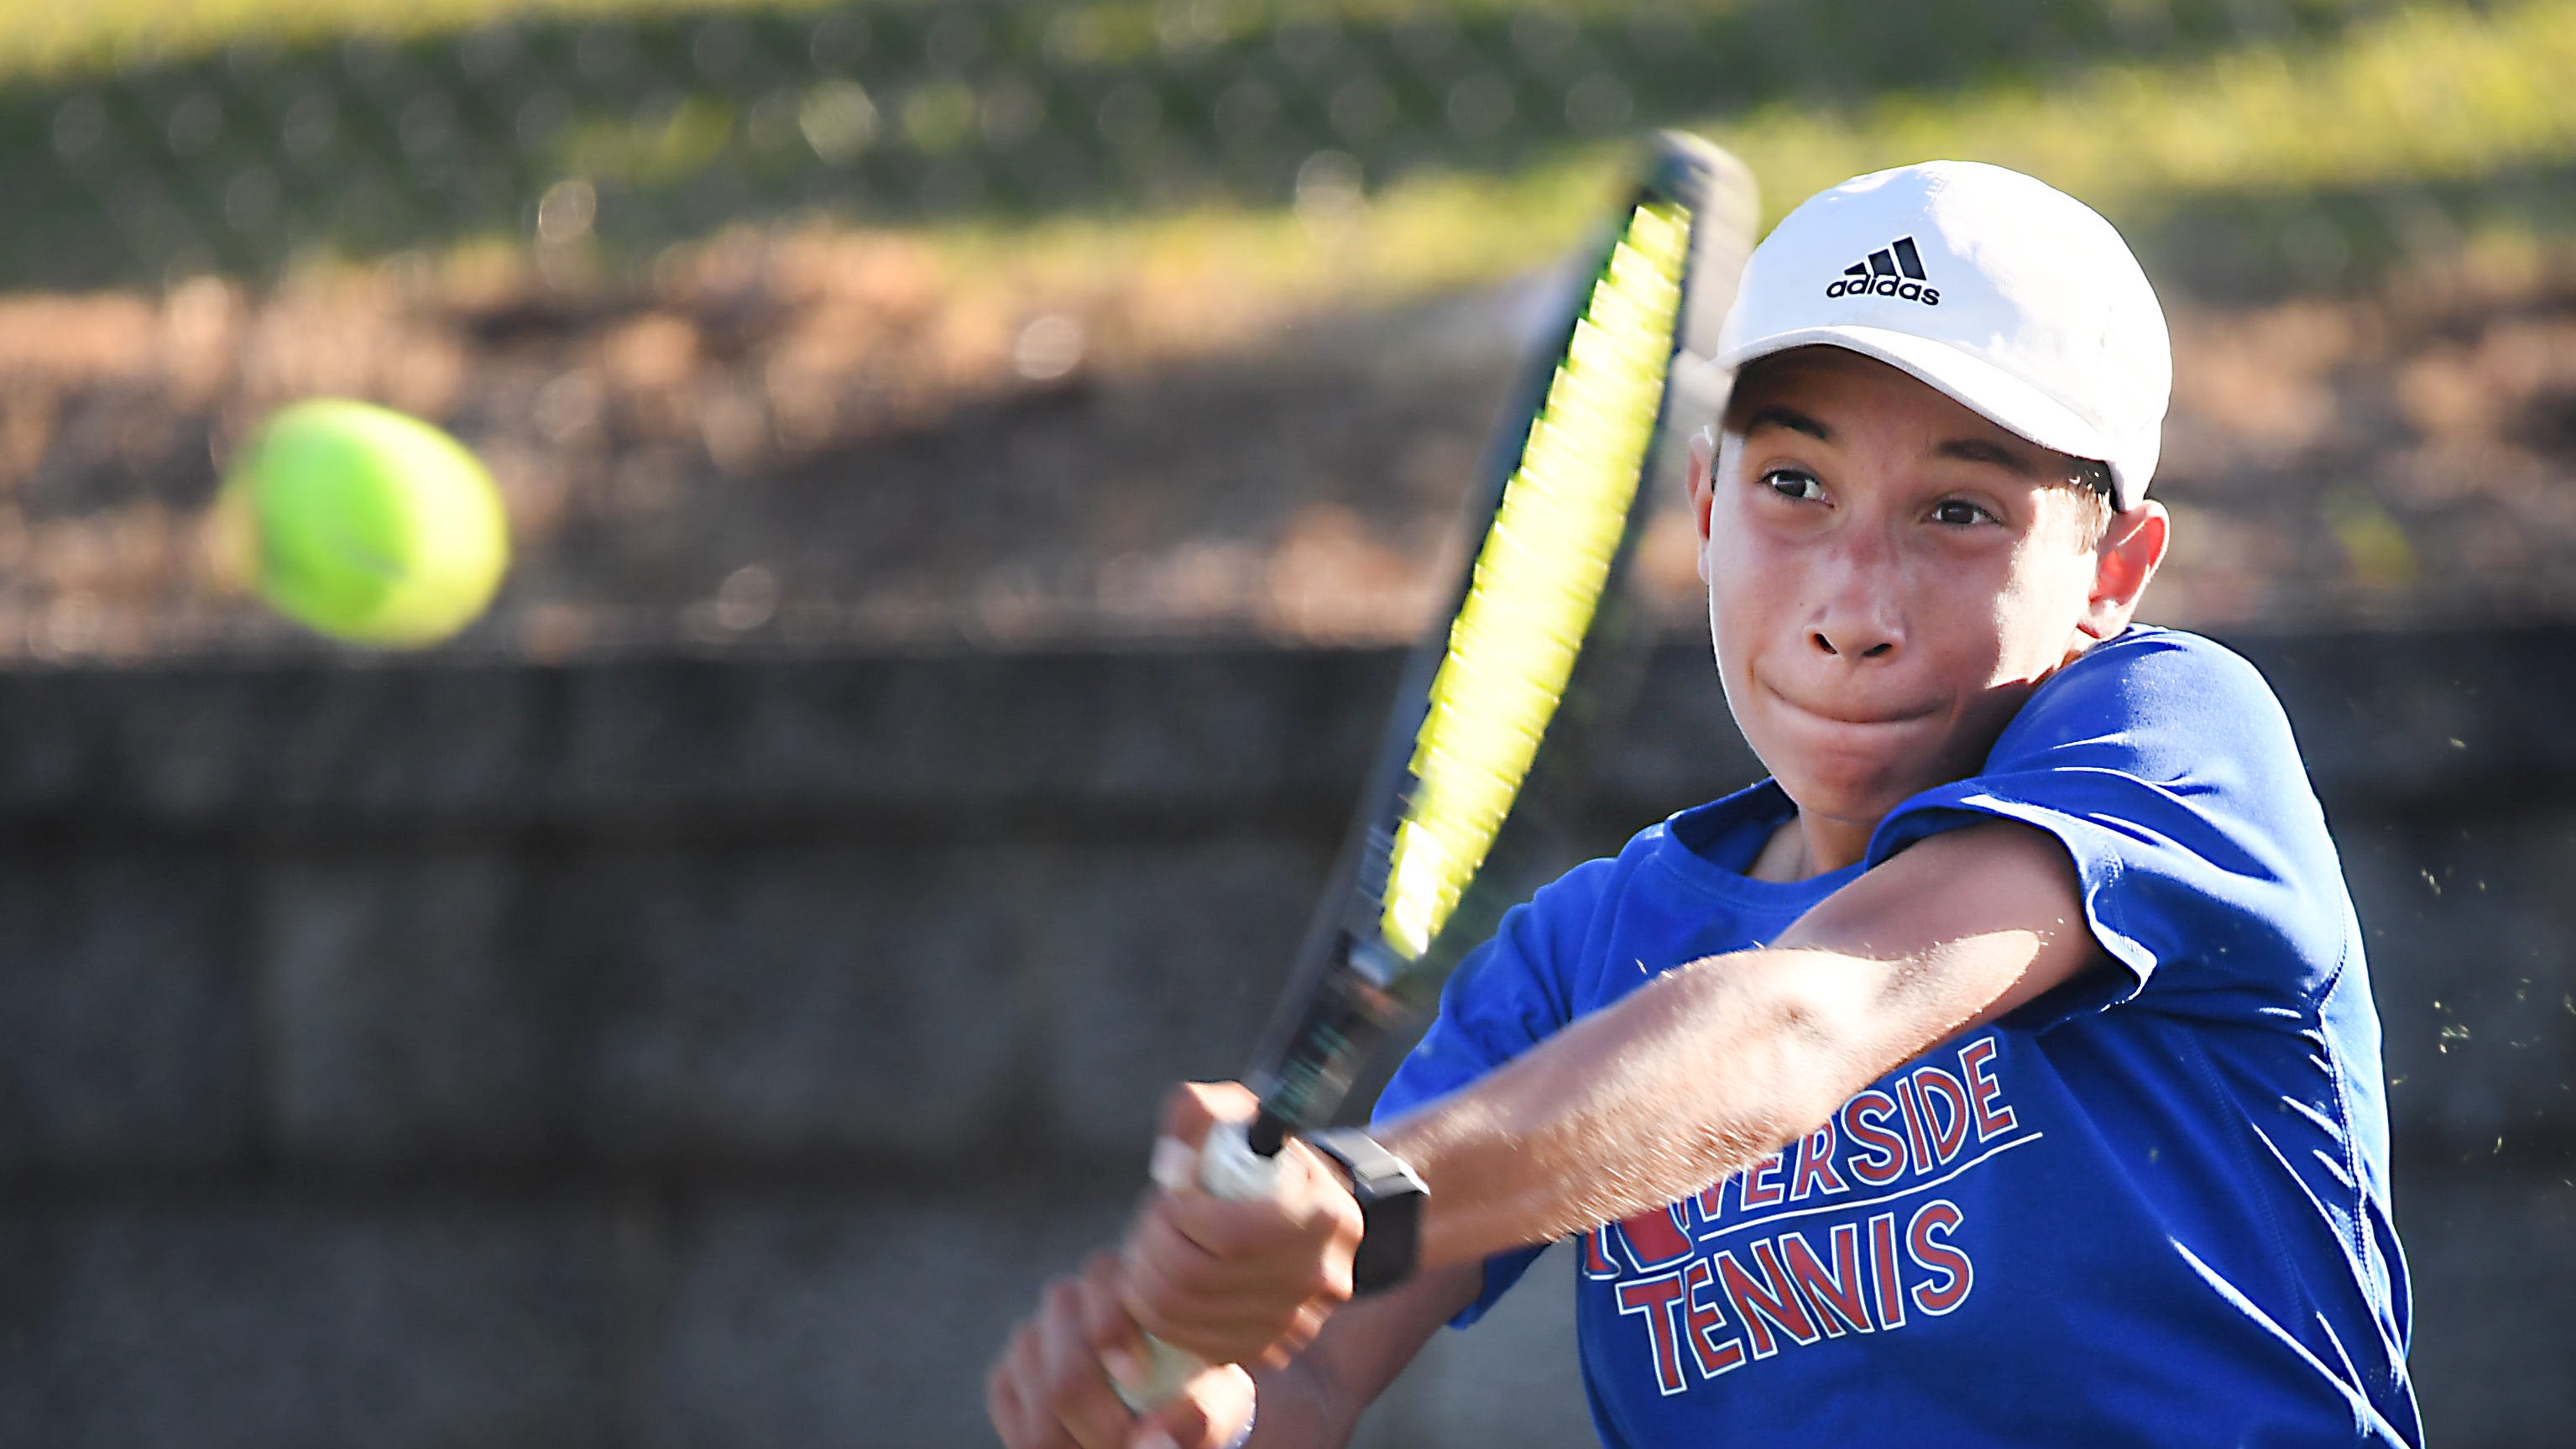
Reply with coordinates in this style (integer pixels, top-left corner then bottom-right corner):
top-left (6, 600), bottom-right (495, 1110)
top-left (1371, 858), bottom-right (1612, 1322)
top-left (1866, 629), bottom-right (2354, 1028)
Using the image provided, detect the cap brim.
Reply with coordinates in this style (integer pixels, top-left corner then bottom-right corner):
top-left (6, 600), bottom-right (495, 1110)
top-left (1716, 324), bottom-right (2132, 507)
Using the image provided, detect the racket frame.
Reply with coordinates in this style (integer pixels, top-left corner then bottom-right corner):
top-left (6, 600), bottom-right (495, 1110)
top-left (1241, 133), bottom-right (1756, 1159)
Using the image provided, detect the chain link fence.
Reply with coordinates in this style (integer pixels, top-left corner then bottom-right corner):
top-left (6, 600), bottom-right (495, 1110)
top-left (0, 0), bottom-right (2510, 290)
top-left (7, 0), bottom-right (2576, 661)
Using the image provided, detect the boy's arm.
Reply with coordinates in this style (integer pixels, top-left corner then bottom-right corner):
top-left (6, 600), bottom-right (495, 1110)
top-left (1136, 819), bottom-right (2102, 1340)
top-left (985, 1246), bottom-right (1478, 1449)
top-left (1390, 818), bottom-right (2097, 1263)
top-left (1241, 1262), bottom-right (1484, 1449)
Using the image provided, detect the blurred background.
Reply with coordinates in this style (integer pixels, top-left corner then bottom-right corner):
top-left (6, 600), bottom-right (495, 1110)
top-left (0, 1), bottom-right (2569, 1445)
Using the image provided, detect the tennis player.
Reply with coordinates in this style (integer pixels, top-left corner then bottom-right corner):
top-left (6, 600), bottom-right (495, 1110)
top-left (989, 161), bottom-right (2422, 1449)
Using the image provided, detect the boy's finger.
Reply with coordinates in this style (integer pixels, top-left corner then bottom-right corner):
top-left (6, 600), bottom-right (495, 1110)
top-left (1254, 1300), bottom-right (1337, 1368)
top-left (990, 1371), bottom-right (1065, 1449)
top-left (1131, 1363), bottom-right (1256, 1449)
top-left (1121, 1260), bottom-right (1321, 1365)
top-left (1075, 1253), bottom-right (1147, 1389)
top-left (1122, 1202), bottom-right (1345, 1363)
top-left (990, 1328), bottom-right (1077, 1449)
top-left (1160, 1144), bottom-right (1356, 1273)
top-left (985, 1357), bottom-right (1022, 1445)
top-left (1155, 1081), bottom-right (1261, 1160)
top-left (1036, 1279), bottom-right (1139, 1449)
top-left (1120, 1211), bottom-right (1245, 1352)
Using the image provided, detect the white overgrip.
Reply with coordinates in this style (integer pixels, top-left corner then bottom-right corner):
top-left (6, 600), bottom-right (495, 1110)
top-left (1110, 1120), bottom-right (1282, 1412)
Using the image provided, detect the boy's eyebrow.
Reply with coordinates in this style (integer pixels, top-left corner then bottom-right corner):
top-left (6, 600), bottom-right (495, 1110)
top-left (1741, 401), bottom-right (2051, 478)
top-left (1740, 404), bottom-right (1831, 442)
top-left (1934, 437), bottom-right (2044, 477)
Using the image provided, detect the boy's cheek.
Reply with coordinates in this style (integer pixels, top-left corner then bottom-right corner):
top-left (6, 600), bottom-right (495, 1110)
top-left (1697, 528), bottom-right (1768, 627)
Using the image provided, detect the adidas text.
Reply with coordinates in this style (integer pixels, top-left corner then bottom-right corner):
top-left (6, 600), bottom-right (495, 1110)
top-left (1826, 276), bottom-right (1940, 305)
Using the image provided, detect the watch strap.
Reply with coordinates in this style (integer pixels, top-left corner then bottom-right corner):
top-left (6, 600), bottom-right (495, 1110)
top-left (1304, 1127), bottom-right (1429, 1295)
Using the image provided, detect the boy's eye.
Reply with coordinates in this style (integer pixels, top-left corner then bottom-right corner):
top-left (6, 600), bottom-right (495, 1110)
top-left (1761, 468), bottom-right (1826, 503)
top-left (1930, 499), bottom-right (1997, 527)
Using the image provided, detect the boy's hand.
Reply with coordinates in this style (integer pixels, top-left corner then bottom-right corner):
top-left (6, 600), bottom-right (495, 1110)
top-left (1122, 1082), bottom-right (1365, 1368)
top-left (987, 1250), bottom-right (1255, 1449)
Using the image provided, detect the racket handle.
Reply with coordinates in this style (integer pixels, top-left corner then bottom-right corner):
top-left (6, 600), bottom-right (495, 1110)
top-left (1110, 1120), bottom-right (1284, 1412)
top-left (1113, 1337), bottom-right (1211, 1415)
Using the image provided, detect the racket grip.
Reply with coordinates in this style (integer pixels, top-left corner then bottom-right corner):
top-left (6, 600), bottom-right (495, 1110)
top-left (1110, 1120), bottom-right (1284, 1412)
top-left (1112, 1337), bottom-right (1211, 1415)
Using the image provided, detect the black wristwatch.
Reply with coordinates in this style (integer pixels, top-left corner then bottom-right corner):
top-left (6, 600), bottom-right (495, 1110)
top-left (1304, 1127), bottom-right (1429, 1295)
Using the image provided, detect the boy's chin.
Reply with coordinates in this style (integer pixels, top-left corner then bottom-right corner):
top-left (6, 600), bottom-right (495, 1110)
top-left (1771, 769), bottom-right (1929, 838)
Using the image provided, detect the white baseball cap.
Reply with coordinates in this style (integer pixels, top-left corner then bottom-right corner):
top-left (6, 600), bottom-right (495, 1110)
top-left (1714, 160), bottom-right (2171, 508)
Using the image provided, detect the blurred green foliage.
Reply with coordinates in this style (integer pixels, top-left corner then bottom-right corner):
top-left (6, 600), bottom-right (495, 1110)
top-left (2, 0), bottom-right (2571, 296)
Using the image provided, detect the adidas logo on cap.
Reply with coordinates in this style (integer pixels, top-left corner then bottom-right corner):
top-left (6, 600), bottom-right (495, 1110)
top-left (1824, 235), bottom-right (1940, 305)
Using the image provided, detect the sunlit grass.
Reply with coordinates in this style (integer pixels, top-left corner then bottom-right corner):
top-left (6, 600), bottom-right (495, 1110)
top-left (1724, 0), bottom-right (2576, 222)
top-left (918, 0), bottom-right (2576, 309)
top-left (13, 0), bottom-right (2576, 304)
top-left (0, 0), bottom-right (2401, 79)
top-left (0, 0), bottom-right (823, 77)
top-left (919, 160), bottom-right (1609, 322)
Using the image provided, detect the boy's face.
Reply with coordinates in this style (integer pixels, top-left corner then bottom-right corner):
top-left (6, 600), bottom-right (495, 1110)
top-left (1692, 348), bottom-right (2166, 839)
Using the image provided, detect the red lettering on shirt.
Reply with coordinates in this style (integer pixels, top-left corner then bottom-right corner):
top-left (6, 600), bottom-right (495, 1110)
top-left (1715, 1244), bottom-right (1820, 1358)
top-left (1869, 1211), bottom-right (1907, 1330)
top-left (1913, 1065), bottom-right (1973, 1164)
top-left (1790, 1121), bottom-right (1848, 1201)
top-left (1583, 1046), bottom-right (2029, 1399)
top-left (1614, 1272), bottom-right (1690, 1394)
top-left (1617, 1202), bottom-right (1695, 1272)
top-left (1841, 1090), bottom-right (1908, 1186)
top-left (1737, 1148), bottom-right (1787, 1210)
top-left (1598, 1200), bottom-right (1989, 1396)
top-left (1680, 1259), bottom-right (1748, 1378)
top-left (1958, 1037), bottom-right (2017, 1138)
top-left (1779, 1222), bottom-right (1873, 1336)
top-left (1894, 1074), bottom-right (1936, 1174)
top-left (1907, 1200), bottom-right (1974, 1316)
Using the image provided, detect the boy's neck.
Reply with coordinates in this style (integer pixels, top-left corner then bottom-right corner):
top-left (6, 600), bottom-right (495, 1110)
top-left (1750, 811), bottom-right (1873, 882)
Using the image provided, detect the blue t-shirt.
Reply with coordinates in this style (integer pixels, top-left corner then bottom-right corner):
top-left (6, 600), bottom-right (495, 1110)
top-left (1374, 627), bottom-right (2420, 1446)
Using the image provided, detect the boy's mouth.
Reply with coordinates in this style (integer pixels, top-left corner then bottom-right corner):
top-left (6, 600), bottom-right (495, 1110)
top-left (1762, 681), bottom-right (1938, 730)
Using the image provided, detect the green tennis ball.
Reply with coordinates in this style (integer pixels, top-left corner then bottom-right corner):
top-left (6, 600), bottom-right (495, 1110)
top-left (219, 399), bottom-right (510, 647)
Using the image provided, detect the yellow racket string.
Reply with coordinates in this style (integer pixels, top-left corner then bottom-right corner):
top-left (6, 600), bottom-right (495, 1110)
top-left (1382, 198), bottom-right (1690, 960)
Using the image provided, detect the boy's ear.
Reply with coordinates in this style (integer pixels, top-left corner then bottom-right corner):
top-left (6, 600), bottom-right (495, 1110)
top-left (1687, 426), bottom-right (1717, 542)
top-left (1685, 426), bottom-right (1718, 584)
top-left (2082, 500), bottom-right (2170, 640)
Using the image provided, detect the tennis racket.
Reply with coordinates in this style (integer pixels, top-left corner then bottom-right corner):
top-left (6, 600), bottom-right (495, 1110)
top-left (1116, 130), bottom-right (1757, 1410)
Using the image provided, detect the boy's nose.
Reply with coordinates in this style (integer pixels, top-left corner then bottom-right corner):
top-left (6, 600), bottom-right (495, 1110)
top-left (1811, 625), bottom-right (1899, 661)
top-left (1807, 536), bottom-right (1905, 662)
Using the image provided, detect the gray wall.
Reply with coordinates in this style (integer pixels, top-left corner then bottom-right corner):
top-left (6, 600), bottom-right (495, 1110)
top-left (1, 630), bottom-right (2570, 1447)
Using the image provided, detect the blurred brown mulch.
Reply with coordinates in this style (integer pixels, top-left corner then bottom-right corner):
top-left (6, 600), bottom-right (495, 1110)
top-left (2, 228), bottom-right (2573, 662)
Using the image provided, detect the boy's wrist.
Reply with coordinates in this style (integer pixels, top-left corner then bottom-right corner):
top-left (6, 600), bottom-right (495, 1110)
top-left (1302, 1128), bottom-right (1429, 1295)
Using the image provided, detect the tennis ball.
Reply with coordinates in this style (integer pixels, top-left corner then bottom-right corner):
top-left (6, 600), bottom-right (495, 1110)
top-left (217, 399), bottom-right (510, 647)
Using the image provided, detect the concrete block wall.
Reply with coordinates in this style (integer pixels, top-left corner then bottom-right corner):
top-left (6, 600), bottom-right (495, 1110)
top-left (0, 630), bottom-right (2568, 1447)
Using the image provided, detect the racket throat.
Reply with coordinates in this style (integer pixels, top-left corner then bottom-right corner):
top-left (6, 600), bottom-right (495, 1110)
top-left (1250, 932), bottom-right (1408, 1154)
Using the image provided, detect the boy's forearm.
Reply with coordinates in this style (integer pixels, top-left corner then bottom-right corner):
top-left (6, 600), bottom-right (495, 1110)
top-left (1377, 822), bottom-right (2089, 1269)
top-left (1242, 1354), bottom-right (1354, 1449)
top-left (1245, 1261), bottom-right (1483, 1449)
top-left (1376, 944), bottom-right (1908, 1269)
